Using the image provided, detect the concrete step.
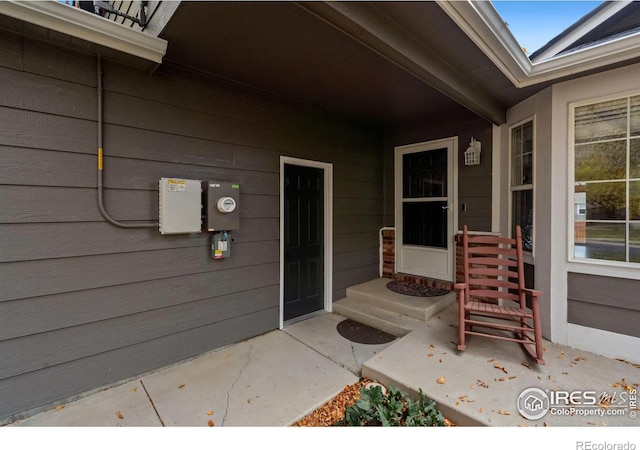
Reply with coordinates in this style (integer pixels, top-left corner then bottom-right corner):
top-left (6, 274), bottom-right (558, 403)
top-left (346, 278), bottom-right (456, 321)
top-left (332, 297), bottom-right (423, 337)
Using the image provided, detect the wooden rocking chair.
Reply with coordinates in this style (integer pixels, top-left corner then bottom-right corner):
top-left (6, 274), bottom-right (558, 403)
top-left (454, 225), bottom-right (545, 365)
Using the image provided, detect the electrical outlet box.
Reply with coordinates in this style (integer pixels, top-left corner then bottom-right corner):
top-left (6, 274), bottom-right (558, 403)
top-left (159, 178), bottom-right (202, 234)
top-left (203, 181), bottom-right (240, 231)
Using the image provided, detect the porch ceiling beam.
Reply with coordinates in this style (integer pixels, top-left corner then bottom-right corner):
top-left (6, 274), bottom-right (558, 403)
top-left (296, 1), bottom-right (506, 125)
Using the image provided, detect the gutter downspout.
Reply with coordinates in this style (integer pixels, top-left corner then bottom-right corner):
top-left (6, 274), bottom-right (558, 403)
top-left (97, 55), bottom-right (158, 228)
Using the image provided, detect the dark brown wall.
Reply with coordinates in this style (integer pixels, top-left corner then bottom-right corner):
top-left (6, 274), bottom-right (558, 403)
top-left (383, 108), bottom-right (494, 231)
top-left (567, 273), bottom-right (640, 338)
top-left (0, 28), bottom-right (383, 422)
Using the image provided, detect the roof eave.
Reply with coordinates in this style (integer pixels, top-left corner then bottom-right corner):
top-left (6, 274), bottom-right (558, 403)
top-left (0, 0), bottom-right (167, 64)
top-left (439, 0), bottom-right (640, 89)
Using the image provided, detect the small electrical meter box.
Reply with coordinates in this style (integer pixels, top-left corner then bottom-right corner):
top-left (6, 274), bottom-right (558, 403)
top-left (159, 178), bottom-right (202, 234)
top-left (203, 181), bottom-right (240, 231)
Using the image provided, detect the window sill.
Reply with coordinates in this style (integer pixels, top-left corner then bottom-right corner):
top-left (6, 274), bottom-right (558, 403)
top-left (567, 258), bottom-right (640, 280)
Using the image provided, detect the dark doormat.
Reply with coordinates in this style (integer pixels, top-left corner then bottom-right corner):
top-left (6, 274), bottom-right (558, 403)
top-left (336, 319), bottom-right (396, 345)
top-left (386, 280), bottom-right (449, 297)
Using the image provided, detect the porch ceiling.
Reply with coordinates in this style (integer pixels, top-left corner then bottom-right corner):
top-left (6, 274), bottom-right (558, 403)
top-left (158, 1), bottom-right (547, 127)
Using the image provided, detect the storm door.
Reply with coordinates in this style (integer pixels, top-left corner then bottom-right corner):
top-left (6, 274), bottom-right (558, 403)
top-left (395, 138), bottom-right (456, 281)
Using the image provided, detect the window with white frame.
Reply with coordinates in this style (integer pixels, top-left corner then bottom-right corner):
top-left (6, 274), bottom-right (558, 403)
top-left (510, 120), bottom-right (534, 252)
top-left (571, 94), bottom-right (640, 264)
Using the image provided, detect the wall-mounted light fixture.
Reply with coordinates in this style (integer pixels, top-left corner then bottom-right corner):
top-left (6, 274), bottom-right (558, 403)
top-left (464, 137), bottom-right (481, 166)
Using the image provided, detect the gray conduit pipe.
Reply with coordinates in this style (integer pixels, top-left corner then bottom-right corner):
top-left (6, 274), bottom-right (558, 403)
top-left (97, 55), bottom-right (158, 228)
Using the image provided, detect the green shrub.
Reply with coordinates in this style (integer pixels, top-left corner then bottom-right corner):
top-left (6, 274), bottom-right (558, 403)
top-left (334, 384), bottom-right (445, 427)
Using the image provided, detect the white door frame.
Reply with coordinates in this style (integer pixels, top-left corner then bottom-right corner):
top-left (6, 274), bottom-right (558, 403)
top-left (394, 137), bottom-right (458, 281)
top-left (279, 156), bottom-right (333, 329)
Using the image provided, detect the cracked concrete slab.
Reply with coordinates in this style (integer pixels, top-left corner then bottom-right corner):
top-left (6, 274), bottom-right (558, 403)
top-left (11, 380), bottom-right (160, 427)
top-left (140, 330), bottom-right (358, 426)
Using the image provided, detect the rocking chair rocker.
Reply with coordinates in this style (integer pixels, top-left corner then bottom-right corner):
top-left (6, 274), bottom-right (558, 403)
top-left (454, 225), bottom-right (545, 365)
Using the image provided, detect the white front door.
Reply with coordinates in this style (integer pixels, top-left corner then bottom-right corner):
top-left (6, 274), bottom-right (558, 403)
top-left (395, 137), bottom-right (457, 281)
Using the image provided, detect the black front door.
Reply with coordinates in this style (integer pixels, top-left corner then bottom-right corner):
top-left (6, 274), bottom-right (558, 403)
top-left (284, 164), bottom-right (324, 321)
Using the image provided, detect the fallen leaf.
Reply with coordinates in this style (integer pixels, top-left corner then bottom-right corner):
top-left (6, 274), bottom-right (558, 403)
top-left (427, 354), bottom-right (434, 357)
top-left (455, 401), bottom-right (460, 406)
top-left (509, 376), bottom-right (516, 380)
top-left (469, 385), bottom-right (476, 389)
top-left (521, 362), bottom-right (531, 370)
top-left (601, 421), bottom-right (607, 427)
top-left (562, 372), bottom-right (569, 375)
top-left (587, 421), bottom-right (596, 426)
top-left (437, 376), bottom-right (446, 385)
top-left (557, 355), bottom-right (564, 359)
top-left (206, 411), bottom-right (213, 416)
top-left (438, 358), bottom-right (443, 363)
top-left (497, 377), bottom-right (505, 382)
top-left (247, 398), bottom-right (252, 404)
top-left (486, 358), bottom-right (495, 363)
top-left (494, 364), bottom-right (508, 374)
top-left (208, 420), bottom-right (214, 427)
top-left (477, 379), bottom-right (489, 388)
top-left (116, 411), bottom-right (124, 420)
top-left (177, 384), bottom-right (186, 389)
top-left (478, 408), bottom-right (484, 413)
top-left (498, 410), bottom-right (511, 415)
top-left (130, 387), bottom-right (137, 393)
top-left (429, 344), bottom-right (435, 350)
top-left (55, 405), bottom-right (64, 411)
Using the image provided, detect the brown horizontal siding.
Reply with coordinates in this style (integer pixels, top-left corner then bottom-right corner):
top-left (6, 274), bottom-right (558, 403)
top-left (0, 27), bottom-right (383, 422)
top-left (567, 272), bottom-right (640, 338)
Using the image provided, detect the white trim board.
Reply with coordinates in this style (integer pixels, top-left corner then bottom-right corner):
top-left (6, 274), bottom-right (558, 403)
top-left (567, 324), bottom-right (640, 364)
top-left (279, 156), bottom-right (333, 329)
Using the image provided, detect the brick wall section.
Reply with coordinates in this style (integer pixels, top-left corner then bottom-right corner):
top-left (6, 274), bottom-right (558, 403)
top-left (382, 229), bottom-right (396, 278)
top-left (380, 228), bottom-right (454, 291)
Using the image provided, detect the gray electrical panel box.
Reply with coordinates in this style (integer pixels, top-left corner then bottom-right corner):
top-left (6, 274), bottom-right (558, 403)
top-left (159, 178), bottom-right (202, 234)
top-left (203, 181), bottom-right (240, 231)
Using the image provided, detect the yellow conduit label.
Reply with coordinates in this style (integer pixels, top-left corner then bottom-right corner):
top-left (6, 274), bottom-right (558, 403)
top-left (98, 148), bottom-right (103, 170)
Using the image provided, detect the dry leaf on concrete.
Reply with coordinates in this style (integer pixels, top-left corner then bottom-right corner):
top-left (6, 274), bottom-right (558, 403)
top-left (437, 376), bottom-right (446, 384)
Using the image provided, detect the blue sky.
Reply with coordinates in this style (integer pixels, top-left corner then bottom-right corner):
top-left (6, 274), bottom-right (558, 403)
top-left (491, 1), bottom-right (604, 54)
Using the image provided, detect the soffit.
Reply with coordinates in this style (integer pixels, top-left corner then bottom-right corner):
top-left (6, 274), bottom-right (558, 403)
top-left (159, 1), bottom-right (542, 126)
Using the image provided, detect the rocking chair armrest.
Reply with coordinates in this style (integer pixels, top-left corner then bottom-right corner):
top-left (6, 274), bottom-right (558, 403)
top-left (453, 283), bottom-right (467, 291)
top-left (523, 288), bottom-right (543, 299)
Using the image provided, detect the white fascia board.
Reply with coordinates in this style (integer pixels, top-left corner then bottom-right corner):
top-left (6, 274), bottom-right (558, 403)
top-left (0, 0), bottom-right (167, 64)
top-left (439, 0), bottom-right (640, 89)
top-left (437, 0), bottom-right (531, 87)
top-left (529, 32), bottom-right (640, 82)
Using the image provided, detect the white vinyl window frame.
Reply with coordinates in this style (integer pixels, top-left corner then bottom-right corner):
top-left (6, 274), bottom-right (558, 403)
top-left (567, 90), bottom-right (640, 270)
top-left (508, 116), bottom-right (536, 262)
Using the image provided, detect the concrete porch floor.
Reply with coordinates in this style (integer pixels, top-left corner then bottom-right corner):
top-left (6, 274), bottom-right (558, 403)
top-left (4, 279), bottom-right (638, 430)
